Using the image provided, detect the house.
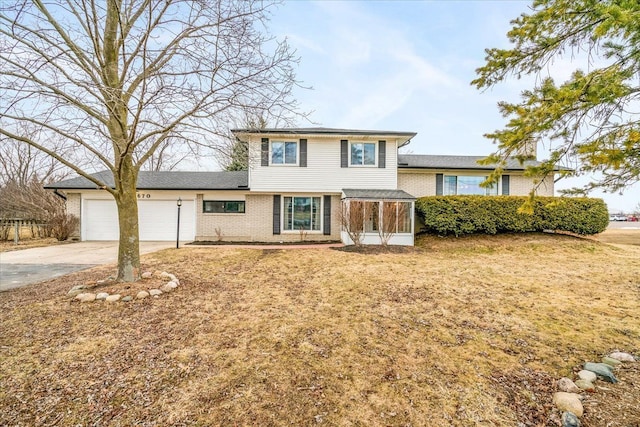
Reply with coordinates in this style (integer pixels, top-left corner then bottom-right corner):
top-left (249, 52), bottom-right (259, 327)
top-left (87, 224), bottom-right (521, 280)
top-left (46, 128), bottom-right (559, 245)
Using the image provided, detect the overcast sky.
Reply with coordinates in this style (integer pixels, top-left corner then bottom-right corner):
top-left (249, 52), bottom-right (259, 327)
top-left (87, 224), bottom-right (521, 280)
top-left (268, 0), bottom-right (640, 213)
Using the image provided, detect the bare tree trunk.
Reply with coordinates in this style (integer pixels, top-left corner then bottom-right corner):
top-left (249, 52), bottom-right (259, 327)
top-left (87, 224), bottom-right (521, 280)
top-left (114, 165), bottom-right (140, 282)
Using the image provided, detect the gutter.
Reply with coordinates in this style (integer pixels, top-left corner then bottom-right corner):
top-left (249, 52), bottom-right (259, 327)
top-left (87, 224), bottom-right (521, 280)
top-left (53, 189), bottom-right (67, 201)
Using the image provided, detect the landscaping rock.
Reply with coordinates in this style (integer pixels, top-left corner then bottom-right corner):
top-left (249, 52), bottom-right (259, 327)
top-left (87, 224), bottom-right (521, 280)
top-left (160, 283), bottom-right (175, 293)
top-left (67, 286), bottom-right (87, 297)
top-left (105, 294), bottom-right (121, 302)
top-left (577, 370), bottom-right (597, 383)
top-left (553, 392), bottom-right (584, 417)
top-left (149, 289), bottom-right (162, 296)
top-left (584, 362), bottom-right (618, 383)
top-left (608, 351), bottom-right (635, 362)
top-left (75, 293), bottom-right (96, 302)
top-left (561, 411), bottom-right (581, 427)
top-left (141, 271), bottom-right (153, 279)
top-left (136, 291), bottom-right (150, 299)
top-left (96, 292), bottom-right (109, 300)
top-left (602, 356), bottom-right (622, 367)
top-left (557, 377), bottom-right (581, 393)
top-left (574, 379), bottom-right (595, 392)
top-left (122, 296), bottom-right (133, 302)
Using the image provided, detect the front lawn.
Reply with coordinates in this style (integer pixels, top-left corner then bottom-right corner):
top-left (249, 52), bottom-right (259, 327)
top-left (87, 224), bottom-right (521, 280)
top-left (1, 233), bottom-right (639, 426)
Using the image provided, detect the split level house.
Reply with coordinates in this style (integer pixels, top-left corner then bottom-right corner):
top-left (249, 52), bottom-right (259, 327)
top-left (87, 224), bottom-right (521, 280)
top-left (46, 128), bottom-right (557, 246)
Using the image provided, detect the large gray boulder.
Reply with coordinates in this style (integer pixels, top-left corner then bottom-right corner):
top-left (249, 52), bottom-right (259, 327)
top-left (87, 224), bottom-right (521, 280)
top-left (584, 362), bottom-right (617, 383)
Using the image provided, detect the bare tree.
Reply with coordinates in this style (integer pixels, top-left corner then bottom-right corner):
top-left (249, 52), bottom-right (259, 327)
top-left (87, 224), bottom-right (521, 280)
top-left (340, 200), bottom-right (365, 247)
top-left (0, 132), bottom-right (74, 221)
top-left (215, 109), bottom-right (302, 171)
top-left (139, 136), bottom-right (191, 172)
top-left (1, 0), bottom-right (301, 281)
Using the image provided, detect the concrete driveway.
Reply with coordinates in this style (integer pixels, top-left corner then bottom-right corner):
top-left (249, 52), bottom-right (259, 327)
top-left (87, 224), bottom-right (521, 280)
top-left (0, 241), bottom-right (175, 292)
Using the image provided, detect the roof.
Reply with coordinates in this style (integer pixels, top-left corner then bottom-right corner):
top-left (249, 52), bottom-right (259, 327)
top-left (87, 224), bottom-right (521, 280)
top-left (232, 127), bottom-right (417, 137)
top-left (397, 154), bottom-right (571, 171)
top-left (342, 188), bottom-right (415, 200)
top-left (45, 170), bottom-right (248, 190)
top-left (231, 127), bottom-right (416, 147)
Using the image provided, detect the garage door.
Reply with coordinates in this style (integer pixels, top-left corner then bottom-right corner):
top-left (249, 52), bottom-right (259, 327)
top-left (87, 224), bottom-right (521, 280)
top-left (84, 199), bottom-right (195, 241)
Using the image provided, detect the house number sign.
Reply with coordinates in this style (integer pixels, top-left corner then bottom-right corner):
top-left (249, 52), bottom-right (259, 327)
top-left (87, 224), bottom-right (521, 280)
top-left (137, 193), bottom-right (151, 199)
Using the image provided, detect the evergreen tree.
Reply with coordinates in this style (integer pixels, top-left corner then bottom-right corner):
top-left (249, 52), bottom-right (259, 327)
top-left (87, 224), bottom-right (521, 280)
top-left (473, 0), bottom-right (640, 194)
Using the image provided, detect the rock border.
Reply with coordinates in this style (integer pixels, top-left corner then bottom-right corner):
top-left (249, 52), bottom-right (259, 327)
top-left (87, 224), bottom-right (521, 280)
top-left (69, 271), bottom-right (180, 303)
top-left (552, 351), bottom-right (636, 427)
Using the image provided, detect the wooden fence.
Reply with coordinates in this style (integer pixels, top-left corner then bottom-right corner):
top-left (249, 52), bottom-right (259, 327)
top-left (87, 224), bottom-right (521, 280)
top-left (0, 218), bottom-right (49, 242)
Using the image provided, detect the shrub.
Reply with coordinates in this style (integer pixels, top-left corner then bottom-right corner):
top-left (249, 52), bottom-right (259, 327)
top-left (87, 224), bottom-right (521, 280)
top-left (415, 196), bottom-right (609, 236)
top-left (46, 214), bottom-right (79, 241)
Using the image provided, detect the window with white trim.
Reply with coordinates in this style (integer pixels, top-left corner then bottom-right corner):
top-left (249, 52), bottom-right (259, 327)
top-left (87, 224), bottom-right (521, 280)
top-left (350, 142), bottom-right (376, 166)
top-left (203, 200), bottom-right (245, 213)
top-left (271, 141), bottom-right (298, 165)
top-left (283, 196), bottom-right (321, 231)
top-left (444, 175), bottom-right (498, 196)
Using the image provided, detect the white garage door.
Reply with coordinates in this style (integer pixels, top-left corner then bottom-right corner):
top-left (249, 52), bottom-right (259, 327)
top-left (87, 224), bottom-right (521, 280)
top-left (84, 199), bottom-right (195, 241)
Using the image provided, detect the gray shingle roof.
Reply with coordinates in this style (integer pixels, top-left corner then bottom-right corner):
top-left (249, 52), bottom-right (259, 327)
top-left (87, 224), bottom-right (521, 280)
top-left (232, 127), bottom-right (417, 138)
top-left (342, 189), bottom-right (415, 200)
top-left (397, 154), bottom-right (570, 171)
top-left (45, 170), bottom-right (248, 190)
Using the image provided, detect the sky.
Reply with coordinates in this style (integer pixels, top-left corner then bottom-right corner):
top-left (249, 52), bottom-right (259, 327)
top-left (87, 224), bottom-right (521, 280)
top-left (267, 0), bottom-right (640, 213)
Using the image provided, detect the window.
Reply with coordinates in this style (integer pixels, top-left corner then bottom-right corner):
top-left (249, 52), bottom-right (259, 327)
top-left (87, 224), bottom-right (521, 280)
top-left (350, 142), bottom-right (376, 166)
top-left (271, 141), bottom-right (297, 165)
top-left (283, 196), bottom-right (321, 231)
top-left (343, 200), bottom-right (413, 234)
top-left (443, 176), bottom-right (498, 196)
top-left (203, 200), bottom-right (245, 213)
top-left (364, 201), bottom-right (379, 232)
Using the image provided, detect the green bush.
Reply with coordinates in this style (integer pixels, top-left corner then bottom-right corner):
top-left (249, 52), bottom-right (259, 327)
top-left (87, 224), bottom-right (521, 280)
top-left (415, 196), bottom-right (609, 236)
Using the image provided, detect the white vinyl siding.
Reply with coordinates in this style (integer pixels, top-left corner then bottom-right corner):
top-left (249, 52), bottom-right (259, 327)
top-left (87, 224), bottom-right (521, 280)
top-left (250, 137), bottom-right (398, 192)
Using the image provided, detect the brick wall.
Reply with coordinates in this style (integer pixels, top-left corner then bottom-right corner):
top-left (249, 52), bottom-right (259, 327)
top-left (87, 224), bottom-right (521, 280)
top-left (509, 175), bottom-right (555, 196)
top-left (398, 172), bottom-right (436, 197)
top-left (195, 194), bottom-right (250, 241)
top-left (66, 193), bottom-right (81, 239)
top-left (196, 193), bottom-right (341, 243)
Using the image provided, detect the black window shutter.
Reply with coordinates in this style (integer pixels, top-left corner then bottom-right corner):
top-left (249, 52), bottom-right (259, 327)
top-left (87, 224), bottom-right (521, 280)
top-left (299, 139), bottom-right (307, 167)
top-left (261, 138), bottom-right (269, 166)
top-left (323, 195), bottom-right (331, 235)
top-left (436, 174), bottom-right (443, 195)
top-left (340, 140), bottom-right (348, 168)
top-left (378, 140), bottom-right (386, 168)
top-left (273, 195), bottom-right (281, 235)
top-left (502, 175), bottom-right (510, 195)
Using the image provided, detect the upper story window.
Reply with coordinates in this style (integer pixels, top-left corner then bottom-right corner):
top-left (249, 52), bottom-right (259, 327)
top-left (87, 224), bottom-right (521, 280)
top-left (350, 142), bottom-right (376, 166)
top-left (444, 175), bottom-right (498, 196)
top-left (271, 141), bottom-right (297, 165)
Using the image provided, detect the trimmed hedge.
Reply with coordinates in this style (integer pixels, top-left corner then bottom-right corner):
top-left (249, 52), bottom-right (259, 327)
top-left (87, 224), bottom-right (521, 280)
top-left (415, 196), bottom-right (609, 236)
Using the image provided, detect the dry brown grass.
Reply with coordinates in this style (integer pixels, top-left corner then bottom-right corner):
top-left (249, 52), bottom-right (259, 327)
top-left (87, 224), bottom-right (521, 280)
top-left (0, 237), bottom-right (66, 252)
top-left (595, 227), bottom-right (640, 246)
top-left (1, 233), bottom-right (639, 426)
